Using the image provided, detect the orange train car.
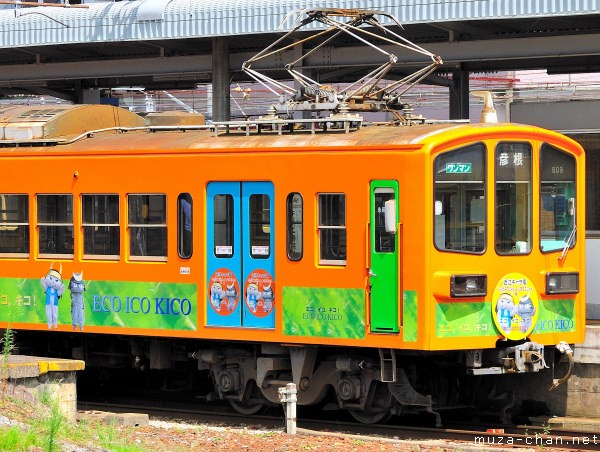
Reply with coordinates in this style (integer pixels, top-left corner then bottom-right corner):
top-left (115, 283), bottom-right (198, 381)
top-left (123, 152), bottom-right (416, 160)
top-left (0, 104), bottom-right (585, 423)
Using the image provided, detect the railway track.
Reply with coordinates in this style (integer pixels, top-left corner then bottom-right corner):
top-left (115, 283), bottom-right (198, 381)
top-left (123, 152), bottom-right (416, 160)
top-left (78, 400), bottom-right (600, 450)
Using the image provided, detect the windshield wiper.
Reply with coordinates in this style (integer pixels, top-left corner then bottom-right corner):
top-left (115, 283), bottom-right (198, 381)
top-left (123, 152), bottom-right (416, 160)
top-left (559, 224), bottom-right (577, 263)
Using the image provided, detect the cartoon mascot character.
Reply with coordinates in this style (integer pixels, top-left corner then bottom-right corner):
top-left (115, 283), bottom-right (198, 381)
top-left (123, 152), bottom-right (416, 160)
top-left (41, 263), bottom-right (65, 329)
top-left (517, 292), bottom-right (537, 334)
top-left (261, 284), bottom-right (274, 314)
top-left (69, 272), bottom-right (86, 331)
top-left (495, 293), bottom-right (517, 335)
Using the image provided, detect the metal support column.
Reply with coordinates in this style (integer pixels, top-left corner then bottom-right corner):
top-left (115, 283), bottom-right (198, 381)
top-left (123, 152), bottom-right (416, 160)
top-left (450, 70), bottom-right (469, 120)
top-left (278, 383), bottom-right (297, 434)
top-left (212, 37), bottom-right (231, 122)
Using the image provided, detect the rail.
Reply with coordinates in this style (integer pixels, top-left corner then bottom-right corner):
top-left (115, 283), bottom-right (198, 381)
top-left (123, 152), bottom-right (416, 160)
top-left (79, 400), bottom-right (600, 451)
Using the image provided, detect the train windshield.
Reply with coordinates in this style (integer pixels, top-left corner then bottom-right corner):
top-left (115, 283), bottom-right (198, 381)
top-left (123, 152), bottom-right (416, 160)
top-left (495, 142), bottom-right (532, 254)
top-left (540, 143), bottom-right (577, 253)
top-left (434, 143), bottom-right (486, 253)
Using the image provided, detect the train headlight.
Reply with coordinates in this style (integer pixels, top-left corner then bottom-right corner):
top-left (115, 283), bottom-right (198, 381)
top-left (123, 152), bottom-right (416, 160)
top-left (546, 272), bottom-right (579, 295)
top-left (450, 274), bottom-right (487, 298)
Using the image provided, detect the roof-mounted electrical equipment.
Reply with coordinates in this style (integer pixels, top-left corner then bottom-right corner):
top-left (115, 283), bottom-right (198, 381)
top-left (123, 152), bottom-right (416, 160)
top-left (0, 105), bottom-right (144, 146)
top-left (242, 8), bottom-right (443, 119)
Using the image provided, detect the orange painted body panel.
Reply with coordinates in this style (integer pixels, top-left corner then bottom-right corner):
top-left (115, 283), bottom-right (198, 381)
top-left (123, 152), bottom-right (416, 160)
top-left (0, 121), bottom-right (586, 351)
top-left (424, 125), bottom-right (585, 349)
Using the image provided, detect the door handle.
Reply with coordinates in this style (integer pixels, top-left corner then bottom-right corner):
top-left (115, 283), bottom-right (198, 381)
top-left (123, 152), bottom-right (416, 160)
top-left (368, 268), bottom-right (377, 277)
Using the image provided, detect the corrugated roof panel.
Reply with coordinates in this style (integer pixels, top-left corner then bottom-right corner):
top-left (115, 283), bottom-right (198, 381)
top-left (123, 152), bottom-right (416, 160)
top-left (2, 0), bottom-right (600, 48)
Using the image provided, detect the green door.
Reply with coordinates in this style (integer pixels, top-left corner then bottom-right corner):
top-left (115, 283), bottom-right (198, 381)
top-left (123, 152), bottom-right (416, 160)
top-left (369, 181), bottom-right (399, 333)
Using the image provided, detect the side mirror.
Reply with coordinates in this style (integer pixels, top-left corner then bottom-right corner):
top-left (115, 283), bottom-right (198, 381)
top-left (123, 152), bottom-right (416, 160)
top-left (384, 200), bottom-right (397, 234)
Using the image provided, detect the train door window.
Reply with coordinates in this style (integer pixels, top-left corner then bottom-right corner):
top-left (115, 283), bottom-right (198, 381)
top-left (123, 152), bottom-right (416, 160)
top-left (128, 194), bottom-right (167, 260)
top-left (177, 193), bottom-right (193, 259)
top-left (82, 194), bottom-right (120, 259)
top-left (249, 194), bottom-right (270, 258)
top-left (434, 143), bottom-right (486, 253)
top-left (0, 194), bottom-right (29, 257)
top-left (213, 194), bottom-right (234, 258)
top-left (37, 194), bottom-right (74, 258)
top-left (495, 142), bottom-right (532, 254)
top-left (286, 192), bottom-right (303, 261)
top-left (318, 193), bottom-right (346, 265)
top-left (540, 143), bottom-right (576, 253)
top-left (374, 188), bottom-right (395, 253)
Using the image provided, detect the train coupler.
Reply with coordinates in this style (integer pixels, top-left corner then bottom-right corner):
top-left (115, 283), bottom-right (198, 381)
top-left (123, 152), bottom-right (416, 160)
top-left (502, 342), bottom-right (547, 373)
top-left (468, 342), bottom-right (547, 375)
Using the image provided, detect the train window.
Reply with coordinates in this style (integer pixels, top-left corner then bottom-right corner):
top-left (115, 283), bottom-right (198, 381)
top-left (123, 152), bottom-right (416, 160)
top-left (0, 194), bottom-right (29, 257)
top-left (249, 194), bottom-right (270, 259)
top-left (213, 194), bottom-right (234, 258)
top-left (540, 143), bottom-right (576, 253)
top-left (128, 194), bottom-right (167, 260)
top-left (374, 188), bottom-right (395, 253)
top-left (286, 193), bottom-right (303, 261)
top-left (178, 193), bottom-right (193, 259)
top-left (82, 194), bottom-right (120, 259)
top-left (434, 143), bottom-right (486, 253)
top-left (318, 193), bottom-right (346, 265)
top-left (495, 142), bottom-right (532, 254)
top-left (37, 194), bottom-right (74, 258)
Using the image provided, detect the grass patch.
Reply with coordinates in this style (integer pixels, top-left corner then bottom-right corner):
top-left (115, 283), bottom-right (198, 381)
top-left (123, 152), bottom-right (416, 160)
top-left (1, 303), bottom-right (20, 406)
top-left (0, 425), bottom-right (39, 451)
top-left (94, 421), bottom-right (147, 452)
top-left (44, 401), bottom-right (64, 452)
top-left (1, 390), bottom-right (154, 452)
top-left (255, 431), bottom-right (278, 438)
top-left (36, 387), bottom-right (54, 407)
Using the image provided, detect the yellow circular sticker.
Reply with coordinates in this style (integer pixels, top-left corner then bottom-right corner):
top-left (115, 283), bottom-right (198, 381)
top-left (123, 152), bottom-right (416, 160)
top-left (492, 273), bottom-right (539, 340)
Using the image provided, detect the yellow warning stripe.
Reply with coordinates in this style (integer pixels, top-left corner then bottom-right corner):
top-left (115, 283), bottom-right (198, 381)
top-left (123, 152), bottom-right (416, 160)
top-left (7, 359), bottom-right (85, 375)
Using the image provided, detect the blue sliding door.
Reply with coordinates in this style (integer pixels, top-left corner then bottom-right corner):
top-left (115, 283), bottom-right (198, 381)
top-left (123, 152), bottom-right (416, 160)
top-left (206, 181), bottom-right (275, 328)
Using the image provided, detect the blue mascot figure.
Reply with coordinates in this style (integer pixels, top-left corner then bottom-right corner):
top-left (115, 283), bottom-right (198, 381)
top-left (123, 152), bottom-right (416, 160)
top-left (40, 264), bottom-right (65, 329)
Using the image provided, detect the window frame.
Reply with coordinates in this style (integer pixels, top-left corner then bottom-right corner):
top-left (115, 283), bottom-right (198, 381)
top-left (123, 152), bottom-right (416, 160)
top-left (127, 193), bottom-right (168, 262)
top-left (0, 194), bottom-right (30, 258)
top-left (213, 193), bottom-right (234, 258)
top-left (177, 193), bottom-right (193, 259)
top-left (37, 193), bottom-right (74, 259)
top-left (249, 193), bottom-right (271, 259)
top-left (539, 142), bottom-right (577, 254)
top-left (373, 187), bottom-right (396, 254)
top-left (286, 192), bottom-right (303, 261)
top-left (494, 141), bottom-right (533, 256)
top-left (433, 143), bottom-right (487, 255)
top-left (317, 192), bottom-right (347, 266)
top-left (82, 193), bottom-right (120, 260)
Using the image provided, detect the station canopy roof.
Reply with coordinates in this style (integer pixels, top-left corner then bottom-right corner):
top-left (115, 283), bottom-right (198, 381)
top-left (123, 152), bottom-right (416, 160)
top-left (3, 0), bottom-right (600, 100)
top-left (3, 0), bottom-right (600, 50)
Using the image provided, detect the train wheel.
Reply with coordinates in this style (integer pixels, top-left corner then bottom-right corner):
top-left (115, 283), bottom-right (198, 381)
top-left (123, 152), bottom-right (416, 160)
top-left (229, 381), bottom-right (267, 415)
top-left (347, 382), bottom-right (393, 424)
top-left (348, 408), bottom-right (392, 424)
top-left (229, 399), bottom-right (265, 415)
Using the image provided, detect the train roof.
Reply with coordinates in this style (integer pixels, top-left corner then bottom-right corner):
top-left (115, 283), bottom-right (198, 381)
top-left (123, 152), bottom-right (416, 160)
top-left (0, 105), bottom-right (582, 155)
top-left (0, 104), bottom-right (144, 143)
